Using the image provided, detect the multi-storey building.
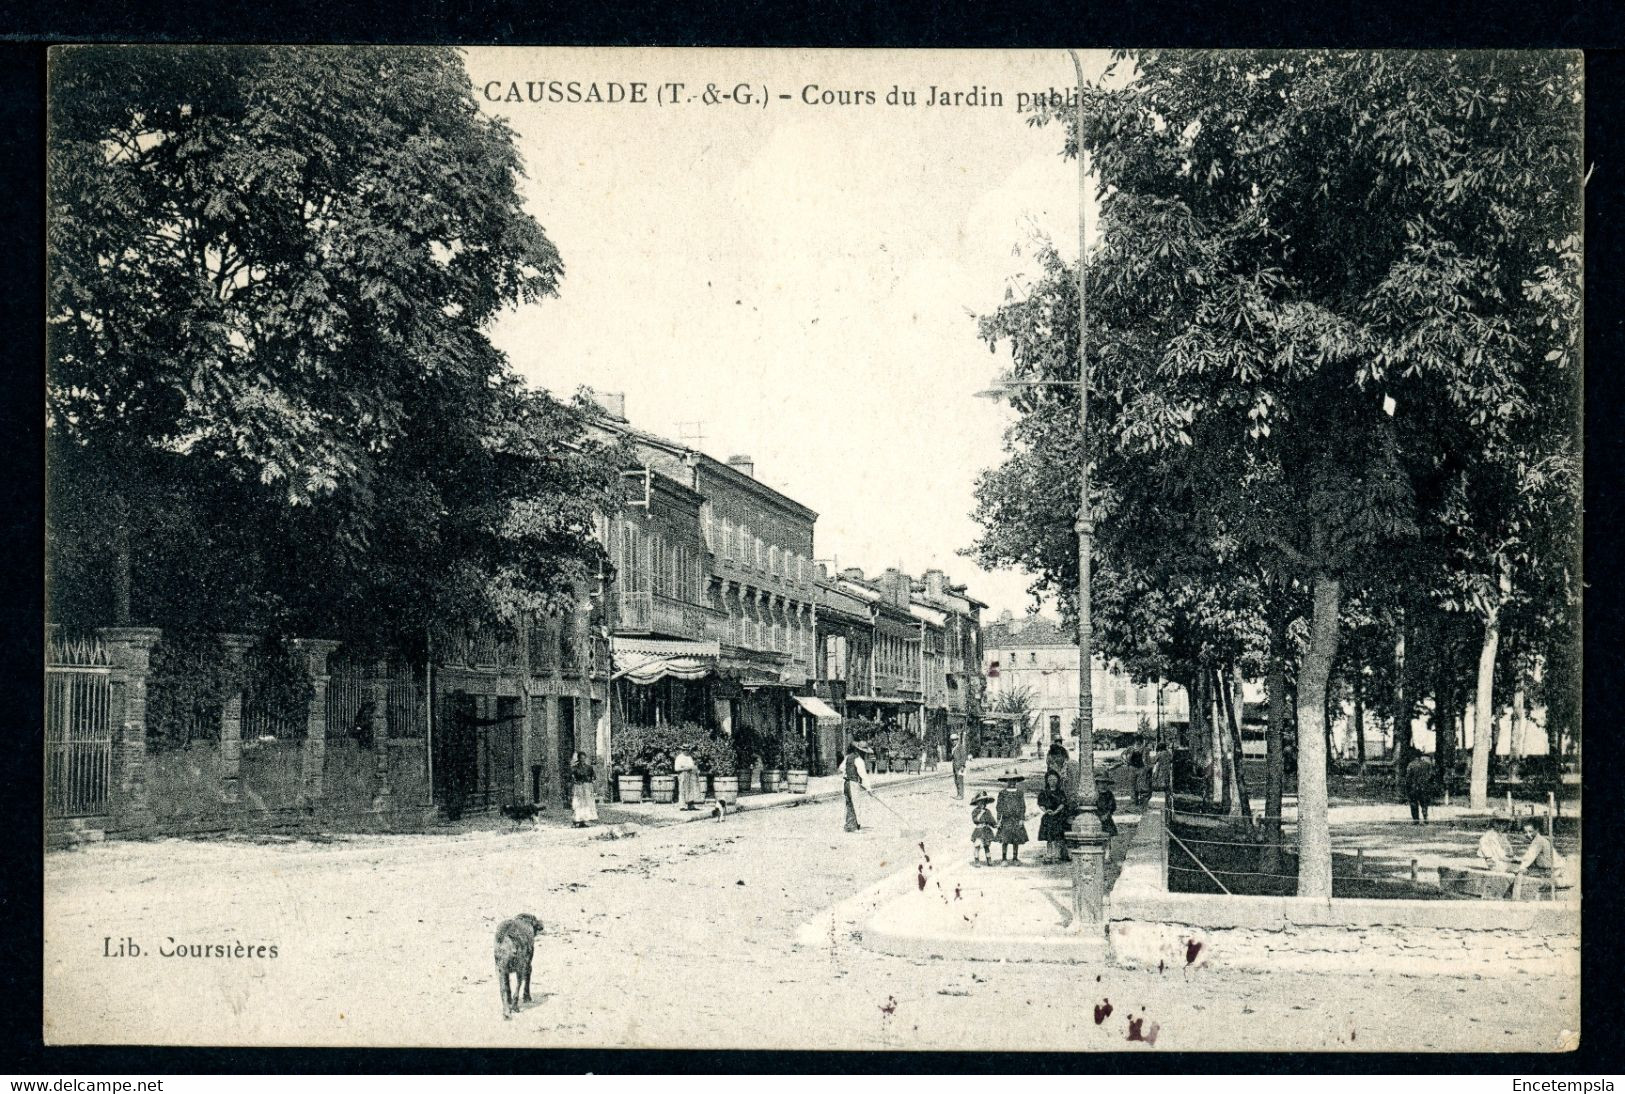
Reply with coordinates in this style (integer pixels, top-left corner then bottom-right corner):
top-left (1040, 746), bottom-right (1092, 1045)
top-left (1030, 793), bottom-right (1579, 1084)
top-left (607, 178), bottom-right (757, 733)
top-left (810, 569), bottom-right (874, 769)
top-left (982, 611), bottom-right (1189, 748)
top-left (912, 569), bottom-right (985, 757)
top-left (588, 394), bottom-right (820, 765)
top-left (837, 567), bottom-right (924, 736)
top-left (604, 463), bottom-right (723, 729)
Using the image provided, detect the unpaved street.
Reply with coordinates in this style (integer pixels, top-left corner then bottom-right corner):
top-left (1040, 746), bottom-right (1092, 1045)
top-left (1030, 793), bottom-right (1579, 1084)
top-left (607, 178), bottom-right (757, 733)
top-left (44, 769), bottom-right (1577, 1052)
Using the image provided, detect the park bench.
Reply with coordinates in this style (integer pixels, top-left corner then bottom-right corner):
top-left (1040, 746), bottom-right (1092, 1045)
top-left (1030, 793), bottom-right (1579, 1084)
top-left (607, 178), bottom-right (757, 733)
top-left (1438, 865), bottom-right (1566, 902)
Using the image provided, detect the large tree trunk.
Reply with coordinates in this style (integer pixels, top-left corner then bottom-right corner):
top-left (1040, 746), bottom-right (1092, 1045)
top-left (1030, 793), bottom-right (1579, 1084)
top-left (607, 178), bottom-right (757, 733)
top-left (1220, 664), bottom-right (1251, 819)
top-left (1468, 600), bottom-right (1502, 810)
top-left (1189, 670), bottom-right (1211, 804)
top-left (1434, 623), bottom-right (1456, 777)
top-left (1510, 681), bottom-right (1526, 779)
top-left (1323, 673), bottom-right (1337, 768)
top-left (1263, 617), bottom-right (1289, 874)
top-left (1212, 668), bottom-right (1229, 811)
top-left (1296, 574), bottom-right (1341, 899)
top-left (1353, 669), bottom-right (1366, 773)
top-left (1393, 618), bottom-right (1410, 793)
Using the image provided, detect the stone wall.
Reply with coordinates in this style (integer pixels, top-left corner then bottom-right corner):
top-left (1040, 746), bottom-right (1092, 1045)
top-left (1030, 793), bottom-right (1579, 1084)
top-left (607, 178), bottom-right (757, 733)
top-left (145, 743), bottom-right (226, 828)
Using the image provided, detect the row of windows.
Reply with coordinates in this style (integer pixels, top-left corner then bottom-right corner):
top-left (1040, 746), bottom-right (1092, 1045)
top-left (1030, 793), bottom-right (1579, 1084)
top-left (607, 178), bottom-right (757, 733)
top-left (874, 632), bottom-right (919, 681)
top-left (996, 670), bottom-right (1163, 710)
top-left (702, 510), bottom-right (811, 584)
top-left (720, 600), bottom-right (814, 663)
top-left (820, 634), bottom-right (876, 685)
top-left (616, 521), bottom-right (705, 605)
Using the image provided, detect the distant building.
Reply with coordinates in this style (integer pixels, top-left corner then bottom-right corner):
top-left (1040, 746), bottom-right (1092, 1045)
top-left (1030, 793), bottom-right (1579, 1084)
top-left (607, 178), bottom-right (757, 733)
top-left (911, 569), bottom-right (985, 758)
top-left (981, 611), bottom-right (1188, 748)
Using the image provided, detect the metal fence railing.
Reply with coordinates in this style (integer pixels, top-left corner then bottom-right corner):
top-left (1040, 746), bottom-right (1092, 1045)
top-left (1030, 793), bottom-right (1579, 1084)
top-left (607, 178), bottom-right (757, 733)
top-left (46, 635), bottom-right (114, 818)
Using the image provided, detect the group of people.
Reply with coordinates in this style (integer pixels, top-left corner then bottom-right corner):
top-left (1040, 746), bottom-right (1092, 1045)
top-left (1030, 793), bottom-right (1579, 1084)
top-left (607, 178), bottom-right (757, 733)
top-left (966, 747), bottom-right (1123, 867)
top-left (1477, 816), bottom-right (1574, 889)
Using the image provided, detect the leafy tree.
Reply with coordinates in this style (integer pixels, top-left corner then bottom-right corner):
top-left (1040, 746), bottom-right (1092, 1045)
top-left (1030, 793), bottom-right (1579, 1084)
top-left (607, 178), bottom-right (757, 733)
top-left (47, 46), bottom-right (617, 646)
top-left (972, 50), bottom-right (1581, 896)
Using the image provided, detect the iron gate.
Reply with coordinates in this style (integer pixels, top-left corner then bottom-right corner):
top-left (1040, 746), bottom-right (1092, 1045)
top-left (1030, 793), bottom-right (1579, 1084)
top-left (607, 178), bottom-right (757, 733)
top-left (46, 638), bottom-right (114, 818)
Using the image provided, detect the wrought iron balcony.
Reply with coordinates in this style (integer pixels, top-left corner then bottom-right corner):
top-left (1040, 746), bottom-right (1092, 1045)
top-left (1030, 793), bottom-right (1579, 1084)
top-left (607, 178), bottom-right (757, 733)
top-left (617, 591), bottom-right (720, 641)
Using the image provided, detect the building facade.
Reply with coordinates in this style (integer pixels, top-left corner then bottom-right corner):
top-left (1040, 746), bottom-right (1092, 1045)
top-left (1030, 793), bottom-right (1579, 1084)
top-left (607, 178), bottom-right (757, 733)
top-left (589, 395), bottom-right (821, 771)
top-left (912, 569), bottom-right (985, 757)
top-left (604, 464), bottom-right (723, 732)
top-left (836, 568), bottom-right (924, 736)
top-left (981, 612), bottom-right (1189, 748)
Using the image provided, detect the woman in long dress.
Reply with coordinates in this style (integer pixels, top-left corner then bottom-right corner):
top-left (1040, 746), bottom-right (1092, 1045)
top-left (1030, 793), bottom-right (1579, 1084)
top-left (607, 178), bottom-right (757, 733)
top-left (1037, 769), bottom-right (1070, 864)
top-left (570, 751), bottom-right (598, 827)
top-left (675, 745), bottom-right (703, 810)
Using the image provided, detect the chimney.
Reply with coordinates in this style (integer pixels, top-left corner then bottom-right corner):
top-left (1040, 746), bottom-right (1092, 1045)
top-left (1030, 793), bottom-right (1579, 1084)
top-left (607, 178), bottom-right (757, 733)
top-left (999, 608), bottom-right (1014, 624)
top-left (925, 569), bottom-right (948, 598)
top-left (727, 455), bottom-right (755, 478)
top-left (841, 567), bottom-right (866, 582)
top-left (882, 569), bottom-right (911, 608)
top-left (589, 390), bottom-right (627, 421)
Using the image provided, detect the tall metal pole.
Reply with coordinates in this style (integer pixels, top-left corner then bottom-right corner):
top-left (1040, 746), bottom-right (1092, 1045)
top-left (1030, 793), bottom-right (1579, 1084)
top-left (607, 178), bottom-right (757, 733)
top-left (1064, 49), bottom-right (1109, 927)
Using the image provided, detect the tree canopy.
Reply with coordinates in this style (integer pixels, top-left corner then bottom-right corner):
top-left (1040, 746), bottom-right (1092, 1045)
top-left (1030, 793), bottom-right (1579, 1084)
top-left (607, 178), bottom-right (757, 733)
top-left (48, 46), bottom-right (620, 649)
top-left (970, 50), bottom-right (1582, 895)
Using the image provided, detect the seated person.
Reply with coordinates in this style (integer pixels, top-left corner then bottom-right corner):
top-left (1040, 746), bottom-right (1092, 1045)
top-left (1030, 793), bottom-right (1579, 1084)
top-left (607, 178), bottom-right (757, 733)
top-left (1515, 818), bottom-right (1575, 889)
top-left (1477, 821), bottom-right (1514, 872)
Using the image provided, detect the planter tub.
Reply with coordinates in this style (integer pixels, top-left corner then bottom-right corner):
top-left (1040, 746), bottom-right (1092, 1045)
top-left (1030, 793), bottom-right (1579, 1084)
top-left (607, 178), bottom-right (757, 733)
top-left (616, 775), bottom-right (645, 804)
top-left (786, 770), bottom-right (810, 794)
top-left (648, 774), bottom-right (678, 803)
top-left (711, 775), bottom-right (740, 804)
top-left (761, 769), bottom-right (786, 794)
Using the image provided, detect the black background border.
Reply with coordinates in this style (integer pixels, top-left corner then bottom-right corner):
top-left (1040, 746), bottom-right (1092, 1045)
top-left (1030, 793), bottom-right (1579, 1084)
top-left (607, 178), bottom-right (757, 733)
top-left (3, 1), bottom-right (1622, 1076)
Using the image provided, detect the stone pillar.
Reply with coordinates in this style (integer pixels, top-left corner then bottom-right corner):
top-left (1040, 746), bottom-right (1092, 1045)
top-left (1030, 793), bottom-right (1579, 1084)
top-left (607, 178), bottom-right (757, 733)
top-left (290, 639), bottom-right (340, 812)
top-left (99, 627), bottom-right (162, 832)
top-left (217, 634), bottom-right (258, 807)
top-left (370, 658), bottom-right (392, 811)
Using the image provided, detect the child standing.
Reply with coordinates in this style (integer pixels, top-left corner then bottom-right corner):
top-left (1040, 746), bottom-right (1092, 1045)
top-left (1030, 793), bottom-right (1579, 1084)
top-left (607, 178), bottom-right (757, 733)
top-left (995, 771), bottom-right (1029, 865)
top-left (970, 793), bottom-right (997, 865)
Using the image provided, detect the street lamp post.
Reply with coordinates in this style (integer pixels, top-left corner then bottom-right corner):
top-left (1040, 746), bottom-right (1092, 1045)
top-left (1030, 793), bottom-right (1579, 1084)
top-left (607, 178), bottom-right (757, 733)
top-left (975, 50), bottom-right (1108, 928)
top-left (1060, 48), bottom-right (1109, 930)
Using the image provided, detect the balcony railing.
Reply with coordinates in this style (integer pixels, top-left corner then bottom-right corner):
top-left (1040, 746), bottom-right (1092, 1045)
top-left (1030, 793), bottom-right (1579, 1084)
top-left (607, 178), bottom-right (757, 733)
top-left (618, 591), bottom-right (718, 641)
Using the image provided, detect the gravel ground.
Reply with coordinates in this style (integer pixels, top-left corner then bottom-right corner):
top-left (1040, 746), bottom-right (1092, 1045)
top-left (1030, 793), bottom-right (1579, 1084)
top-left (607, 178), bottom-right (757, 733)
top-left (43, 764), bottom-right (1578, 1052)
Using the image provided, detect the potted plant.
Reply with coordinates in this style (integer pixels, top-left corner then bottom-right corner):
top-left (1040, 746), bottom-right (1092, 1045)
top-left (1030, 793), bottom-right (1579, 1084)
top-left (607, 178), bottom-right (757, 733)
top-left (759, 733), bottom-right (786, 793)
top-left (612, 726), bottom-right (649, 803)
top-left (784, 730), bottom-right (811, 794)
top-left (699, 732), bottom-right (740, 804)
top-left (647, 737), bottom-right (678, 803)
top-left (732, 724), bottom-right (760, 794)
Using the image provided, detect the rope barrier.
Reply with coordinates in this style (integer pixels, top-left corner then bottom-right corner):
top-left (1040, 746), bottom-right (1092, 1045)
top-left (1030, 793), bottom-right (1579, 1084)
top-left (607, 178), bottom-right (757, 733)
top-left (1167, 864), bottom-right (1434, 885)
top-left (1167, 808), bottom-right (1298, 825)
top-left (1168, 833), bottom-right (1299, 851)
top-left (1166, 829), bottom-right (1231, 895)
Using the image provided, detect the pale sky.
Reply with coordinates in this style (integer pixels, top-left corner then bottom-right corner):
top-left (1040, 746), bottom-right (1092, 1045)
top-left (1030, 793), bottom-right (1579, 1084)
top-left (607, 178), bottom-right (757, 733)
top-left (466, 48), bottom-right (1107, 618)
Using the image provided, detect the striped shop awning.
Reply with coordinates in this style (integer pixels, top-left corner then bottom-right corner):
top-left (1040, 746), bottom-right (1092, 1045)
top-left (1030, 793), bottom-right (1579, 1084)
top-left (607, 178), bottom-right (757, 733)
top-left (611, 637), bottom-right (720, 685)
top-left (793, 695), bottom-right (842, 722)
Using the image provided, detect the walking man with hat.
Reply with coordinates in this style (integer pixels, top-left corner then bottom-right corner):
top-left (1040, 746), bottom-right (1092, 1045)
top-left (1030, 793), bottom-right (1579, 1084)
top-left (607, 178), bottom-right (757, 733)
top-left (843, 739), bottom-right (872, 832)
top-left (950, 732), bottom-right (967, 800)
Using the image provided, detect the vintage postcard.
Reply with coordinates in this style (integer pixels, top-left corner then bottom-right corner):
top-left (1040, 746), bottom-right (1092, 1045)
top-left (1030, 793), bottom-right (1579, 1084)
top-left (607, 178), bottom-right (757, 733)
top-left (43, 46), bottom-right (1582, 1051)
